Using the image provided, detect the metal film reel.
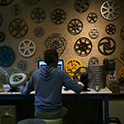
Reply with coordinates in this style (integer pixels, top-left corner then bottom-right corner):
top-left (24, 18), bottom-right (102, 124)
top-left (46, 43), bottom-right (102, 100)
top-left (50, 0), bottom-right (65, 5)
top-left (45, 33), bottom-right (67, 57)
top-left (74, 0), bottom-right (89, 13)
top-left (11, 4), bottom-right (21, 15)
top-left (119, 67), bottom-right (124, 78)
top-left (31, 8), bottom-right (46, 23)
top-left (65, 58), bottom-right (82, 77)
top-left (34, 27), bottom-right (44, 37)
top-left (0, 32), bottom-right (5, 42)
top-left (87, 12), bottom-right (98, 23)
top-left (18, 39), bottom-right (36, 57)
top-left (74, 37), bottom-right (92, 57)
top-left (9, 18), bottom-right (28, 38)
top-left (51, 9), bottom-right (66, 25)
top-left (120, 26), bottom-right (124, 40)
top-left (0, 15), bottom-right (2, 25)
top-left (100, 0), bottom-right (121, 21)
top-left (22, 0), bottom-right (40, 5)
top-left (98, 37), bottom-right (116, 56)
top-left (120, 51), bottom-right (124, 62)
top-left (0, 0), bottom-right (13, 6)
top-left (0, 46), bottom-right (15, 67)
top-left (67, 18), bottom-right (83, 35)
top-left (89, 28), bottom-right (99, 39)
top-left (17, 60), bottom-right (28, 71)
top-left (88, 57), bottom-right (99, 65)
top-left (105, 24), bottom-right (116, 35)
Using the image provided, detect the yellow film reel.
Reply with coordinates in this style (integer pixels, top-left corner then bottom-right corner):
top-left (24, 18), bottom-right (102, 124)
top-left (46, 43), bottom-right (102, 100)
top-left (119, 67), bottom-right (124, 78)
top-left (65, 58), bottom-right (82, 77)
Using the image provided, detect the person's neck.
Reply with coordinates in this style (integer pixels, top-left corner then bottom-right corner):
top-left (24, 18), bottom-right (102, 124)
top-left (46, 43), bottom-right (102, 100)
top-left (48, 63), bottom-right (57, 68)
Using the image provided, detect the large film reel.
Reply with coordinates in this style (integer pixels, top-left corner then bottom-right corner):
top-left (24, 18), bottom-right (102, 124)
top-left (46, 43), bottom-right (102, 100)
top-left (67, 18), bottom-right (83, 35)
top-left (65, 58), bottom-right (82, 77)
top-left (100, 0), bottom-right (121, 21)
top-left (105, 24), bottom-right (116, 35)
top-left (45, 33), bottom-right (67, 57)
top-left (74, 37), bottom-right (92, 57)
top-left (98, 37), bottom-right (116, 55)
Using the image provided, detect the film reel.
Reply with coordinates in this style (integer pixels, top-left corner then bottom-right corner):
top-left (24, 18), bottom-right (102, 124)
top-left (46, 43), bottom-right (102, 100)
top-left (31, 8), bottom-right (46, 23)
top-left (120, 51), bottom-right (124, 62)
top-left (34, 27), bottom-right (44, 37)
top-left (105, 24), bottom-right (116, 35)
top-left (88, 57), bottom-right (99, 65)
top-left (45, 33), bottom-right (67, 57)
top-left (9, 18), bottom-right (28, 38)
top-left (98, 37), bottom-right (116, 56)
top-left (67, 18), bottom-right (83, 35)
top-left (0, 32), bottom-right (5, 42)
top-left (51, 9), bottom-right (66, 25)
top-left (119, 67), bottom-right (124, 78)
top-left (121, 26), bottom-right (124, 40)
top-left (65, 58), bottom-right (82, 77)
top-left (17, 60), bottom-right (28, 71)
top-left (18, 39), bottom-right (36, 57)
top-left (87, 12), bottom-right (97, 23)
top-left (74, 0), bottom-right (89, 13)
top-left (50, 0), bottom-right (65, 5)
top-left (100, 0), bottom-right (121, 21)
top-left (89, 28), bottom-right (99, 39)
top-left (74, 37), bottom-right (92, 57)
top-left (0, 46), bottom-right (15, 67)
top-left (0, 0), bottom-right (13, 6)
top-left (22, 0), bottom-right (40, 5)
top-left (11, 4), bottom-right (21, 15)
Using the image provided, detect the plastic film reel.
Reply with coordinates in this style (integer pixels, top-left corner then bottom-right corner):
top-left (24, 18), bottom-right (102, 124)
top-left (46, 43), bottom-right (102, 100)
top-left (18, 39), bottom-right (36, 57)
top-left (31, 8), bottom-right (46, 23)
top-left (120, 26), bottom-right (124, 40)
top-left (45, 33), bottom-right (67, 57)
top-left (65, 58), bottom-right (82, 77)
top-left (51, 9), bottom-right (66, 25)
top-left (88, 57), bottom-right (99, 65)
top-left (105, 24), bottom-right (116, 35)
top-left (11, 4), bottom-right (21, 15)
top-left (87, 12), bottom-right (97, 23)
top-left (98, 37), bottom-right (116, 56)
top-left (17, 60), bottom-right (28, 71)
top-left (34, 27), bottom-right (44, 37)
top-left (67, 18), bottom-right (83, 35)
top-left (100, 0), bottom-right (121, 21)
top-left (89, 28), bottom-right (99, 39)
top-left (50, 0), bottom-right (65, 5)
top-left (9, 18), bottom-right (28, 38)
top-left (74, 0), bottom-right (89, 13)
top-left (22, 0), bottom-right (40, 5)
top-left (0, 46), bottom-right (15, 67)
top-left (119, 67), bottom-right (124, 78)
top-left (120, 51), bottom-right (124, 62)
top-left (74, 66), bottom-right (93, 83)
top-left (74, 37), bottom-right (92, 57)
top-left (0, 0), bottom-right (13, 6)
top-left (0, 32), bottom-right (5, 42)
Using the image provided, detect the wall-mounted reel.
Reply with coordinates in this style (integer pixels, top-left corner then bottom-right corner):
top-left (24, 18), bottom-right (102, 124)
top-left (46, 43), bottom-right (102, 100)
top-left (87, 12), bottom-right (97, 23)
top-left (105, 24), bottom-right (116, 35)
top-left (65, 58), bottom-right (82, 77)
top-left (119, 67), bottom-right (124, 78)
top-left (89, 28), bottom-right (99, 39)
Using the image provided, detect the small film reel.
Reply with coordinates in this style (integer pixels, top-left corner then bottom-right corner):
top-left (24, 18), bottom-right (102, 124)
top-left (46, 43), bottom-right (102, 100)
top-left (120, 26), bottom-right (124, 40)
top-left (0, 32), bottom-right (5, 42)
top-left (17, 60), bottom-right (28, 71)
top-left (18, 39), bottom-right (36, 57)
top-left (45, 33), bottom-right (67, 57)
top-left (65, 58), bottom-right (82, 77)
top-left (50, 0), bottom-right (65, 5)
top-left (9, 18), bottom-right (28, 38)
top-left (34, 27), bottom-right (44, 37)
top-left (74, 37), bottom-right (92, 57)
top-left (0, 0), bottom-right (13, 6)
top-left (67, 18), bottom-right (83, 35)
top-left (22, 0), bottom-right (40, 5)
top-left (119, 67), bottom-right (124, 78)
top-left (100, 0), bottom-right (121, 21)
top-left (11, 4), bottom-right (21, 15)
top-left (120, 51), bottom-right (124, 62)
top-left (87, 12), bottom-right (98, 23)
top-left (74, 0), bottom-right (89, 13)
top-left (98, 37), bottom-right (116, 56)
top-left (88, 57), bottom-right (99, 65)
top-left (105, 24), bottom-right (116, 35)
top-left (51, 9), bottom-right (66, 25)
top-left (31, 8), bottom-right (46, 23)
top-left (89, 28), bottom-right (99, 39)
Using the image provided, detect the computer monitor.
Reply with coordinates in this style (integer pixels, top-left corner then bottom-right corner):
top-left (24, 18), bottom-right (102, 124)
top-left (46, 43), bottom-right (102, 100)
top-left (38, 60), bottom-right (64, 70)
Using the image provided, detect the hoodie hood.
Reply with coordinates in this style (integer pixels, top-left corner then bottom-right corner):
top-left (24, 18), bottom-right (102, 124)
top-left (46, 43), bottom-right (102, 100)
top-left (39, 66), bottom-right (57, 81)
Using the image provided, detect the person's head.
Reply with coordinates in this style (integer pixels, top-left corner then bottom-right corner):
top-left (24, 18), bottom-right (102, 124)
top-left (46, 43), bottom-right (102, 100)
top-left (44, 49), bottom-right (58, 67)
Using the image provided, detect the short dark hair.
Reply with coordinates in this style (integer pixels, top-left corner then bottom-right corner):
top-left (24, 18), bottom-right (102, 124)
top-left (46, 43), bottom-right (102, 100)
top-left (44, 49), bottom-right (58, 65)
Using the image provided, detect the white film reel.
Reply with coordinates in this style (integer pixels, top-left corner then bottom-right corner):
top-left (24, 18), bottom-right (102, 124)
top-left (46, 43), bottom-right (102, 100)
top-left (89, 28), bottom-right (99, 39)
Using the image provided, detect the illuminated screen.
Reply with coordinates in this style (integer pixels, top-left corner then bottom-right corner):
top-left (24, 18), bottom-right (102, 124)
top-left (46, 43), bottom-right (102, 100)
top-left (38, 60), bottom-right (63, 70)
